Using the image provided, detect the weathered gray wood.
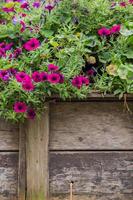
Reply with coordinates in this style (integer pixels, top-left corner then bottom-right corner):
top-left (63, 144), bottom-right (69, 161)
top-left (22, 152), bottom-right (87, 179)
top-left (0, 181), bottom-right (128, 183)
top-left (0, 152), bottom-right (18, 200)
top-left (0, 119), bottom-right (19, 151)
top-left (18, 124), bottom-right (26, 200)
top-left (26, 103), bottom-right (49, 200)
top-left (0, 130), bottom-right (19, 151)
top-left (49, 102), bottom-right (133, 150)
top-left (49, 151), bottom-right (133, 200)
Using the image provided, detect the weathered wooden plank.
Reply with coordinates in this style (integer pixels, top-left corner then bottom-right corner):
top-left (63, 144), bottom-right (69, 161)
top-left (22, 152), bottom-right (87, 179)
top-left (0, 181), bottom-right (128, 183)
top-left (0, 119), bottom-right (19, 151)
top-left (26, 103), bottom-right (49, 200)
top-left (0, 130), bottom-right (19, 151)
top-left (18, 124), bottom-right (26, 200)
top-left (0, 152), bottom-right (18, 200)
top-left (49, 151), bottom-right (133, 200)
top-left (0, 119), bottom-right (18, 130)
top-left (49, 102), bottom-right (133, 150)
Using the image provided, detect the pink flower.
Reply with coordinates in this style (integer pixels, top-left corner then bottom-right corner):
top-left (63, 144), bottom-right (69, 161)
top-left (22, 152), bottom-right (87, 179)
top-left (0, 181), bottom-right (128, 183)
top-left (33, 1), bottom-right (40, 8)
top-left (40, 72), bottom-right (48, 82)
top-left (110, 24), bottom-right (121, 34)
top-left (48, 73), bottom-right (60, 84)
top-left (23, 38), bottom-right (40, 51)
top-left (14, 102), bottom-right (27, 113)
top-left (32, 71), bottom-right (42, 82)
top-left (119, 2), bottom-right (127, 7)
top-left (98, 27), bottom-right (111, 36)
top-left (129, 0), bottom-right (133, 4)
top-left (16, 72), bottom-right (30, 82)
top-left (87, 69), bottom-right (95, 76)
top-left (20, 20), bottom-right (26, 32)
top-left (80, 76), bottom-right (90, 86)
top-left (0, 48), bottom-right (6, 57)
top-left (45, 4), bottom-right (54, 11)
top-left (13, 48), bottom-right (22, 58)
top-left (72, 75), bottom-right (89, 89)
top-left (48, 64), bottom-right (59, 71)
top-left (2, 7), bottom-right (14, 12)
top-left (0, 70), bottom-right (9, 80)
top-left (21, 2), bottom-right (29, 9)
top-left (72, 76), bottom-right (82, 89)
top-left (4, 43), bottom-right (13, 51)
top-left (22, 81), bottom-right (35, 91)
top-left (58, 73), bottom-right (64, 83)
top-left (27, 108), bottom-right (36, 119)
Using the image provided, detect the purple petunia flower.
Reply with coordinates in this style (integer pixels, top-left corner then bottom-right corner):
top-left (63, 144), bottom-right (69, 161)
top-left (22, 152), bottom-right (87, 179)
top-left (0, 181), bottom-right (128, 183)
top-left (22, 81), bottom-right (35, 91)
top-left (110, 24), bottom-right (121, 34)
top-left (16, 72), bottom-right (31, 83)
top-left (98, 27), bottom-right (111, 36)
top-left (27, 108), bottom-right (36, 119)
top-left (40, 72), bottom-right (48, 82)
top-left (48, 73), bottom-right (60, 84)
top-left (32, 71), bottom-right (42, 83)
top-left (21, 2), bottom-right (29, 9)
top-left (72, 75), bottom-right (89, 89)
top-left (45, 4), bottom-right (54, 12)
top-left (0, 70), bottom-right (10, 81)
top-left (14, 102), bottom-right (27, 113)
top-left (33, 1), bottom-right (40, 8)
top-left (48, 64), bottom-right (59, 71)
top-left (23, 38), bottom-right (40, 51)
top-left (2, 7), bottom-right (15, 12)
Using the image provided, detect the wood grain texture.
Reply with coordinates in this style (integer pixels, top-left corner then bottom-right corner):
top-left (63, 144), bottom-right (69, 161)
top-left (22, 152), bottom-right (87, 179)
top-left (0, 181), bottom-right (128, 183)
top-left (49, 151), bottom-right (133, 200)
top-left (0, 119), bottom-right (19, 151)
top-left (49, 102), bottom-right (133, 150)
top-left (18, 124), bottom-right (26, 200)
top-left (26, 103), bottom-right (49, 200)
top-left (0, 152), bottom-right (18, 200)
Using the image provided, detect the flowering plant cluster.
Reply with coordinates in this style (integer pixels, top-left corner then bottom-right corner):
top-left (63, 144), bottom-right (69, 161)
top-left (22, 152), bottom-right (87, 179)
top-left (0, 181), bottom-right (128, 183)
top-left (0, 0), bottom-right (133, 121)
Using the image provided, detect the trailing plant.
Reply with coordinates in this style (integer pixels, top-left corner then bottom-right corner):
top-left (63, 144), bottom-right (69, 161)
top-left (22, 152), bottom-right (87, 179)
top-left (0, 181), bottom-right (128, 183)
top-left (0, 0), bottom-right (133, 121)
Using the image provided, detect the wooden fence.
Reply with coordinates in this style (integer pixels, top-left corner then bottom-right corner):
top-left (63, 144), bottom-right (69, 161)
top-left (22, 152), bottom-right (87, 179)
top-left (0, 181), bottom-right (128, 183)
top-left (0, 97), bottom-right (133, 200)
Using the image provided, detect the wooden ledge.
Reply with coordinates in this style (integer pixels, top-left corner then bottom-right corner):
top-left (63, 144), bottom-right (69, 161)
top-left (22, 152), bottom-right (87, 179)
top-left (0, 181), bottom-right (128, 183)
top-left (46, 92), bottom-right (133, 102)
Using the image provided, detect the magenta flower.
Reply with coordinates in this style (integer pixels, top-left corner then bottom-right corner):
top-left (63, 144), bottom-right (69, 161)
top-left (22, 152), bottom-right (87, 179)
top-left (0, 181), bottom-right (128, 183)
top-left (80, 76), bottom-right (90, 86)
top-left (33, 1), bottom-right (40, 8)
top-left (22, 81), bottom-right (35, 91)
top-left (72, 76), bottom-right (82, 89)
top-left (48, 73), bottom-right (60, 84)
top-left (27, 108), bottom-right (36, 119)
top-left (20, 20), bottom-right (26, 32)
top-left (23, 38), bottom-right (40, 51)
top-left (129, 0), bottom-right (133, 4)
top-left (40, 72), bottom-right (48, 82)
top-left (45, 4), bottom-right (54, 11)
top-left (16, 72), bottom-right (30, 83)
top-left (0, 70), bottom-right (9, 81)
top-left (119, 2), bottom-right (127, 7)
top-left (0, 48), bottom-right (6, 58)
top-left (32, 71), bottom-right (42, 83)
top-left (14, 102), bottom-right (27, 113)
top-left (2, 7), bottom-right (14, 12)
top-left (48, 64), bottom-right (59, 71)
top-left (13, 48), bottom-right (22, 58)
top-left (4, 43), bottom-right (13, 51)
top-left (8, 68), bottom-right (18, 76)
top-left (72, 75), bottom-right (89, 89)
top-left (98, 27), bottom-right (111, 36)
top-left (110, 24), bottom-right (121, 34)
top-left (21, 2), bottom-right (29, 9)
top-left (87, 69), bottom-right (95, 76)
top-left (58, 73), bottom-right (64, 84)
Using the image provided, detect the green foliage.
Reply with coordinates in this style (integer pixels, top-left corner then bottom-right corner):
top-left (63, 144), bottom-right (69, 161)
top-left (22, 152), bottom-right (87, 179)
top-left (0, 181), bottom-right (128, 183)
top-left (0, 0), bottom-right (133, 121)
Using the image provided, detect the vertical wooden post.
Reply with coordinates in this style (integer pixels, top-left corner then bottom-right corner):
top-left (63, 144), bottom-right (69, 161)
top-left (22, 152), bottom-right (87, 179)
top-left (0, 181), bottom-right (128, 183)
top-left (18, 123), bottom-right (26, 200)
top-left (26, 103), bottom-right (49, 200)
